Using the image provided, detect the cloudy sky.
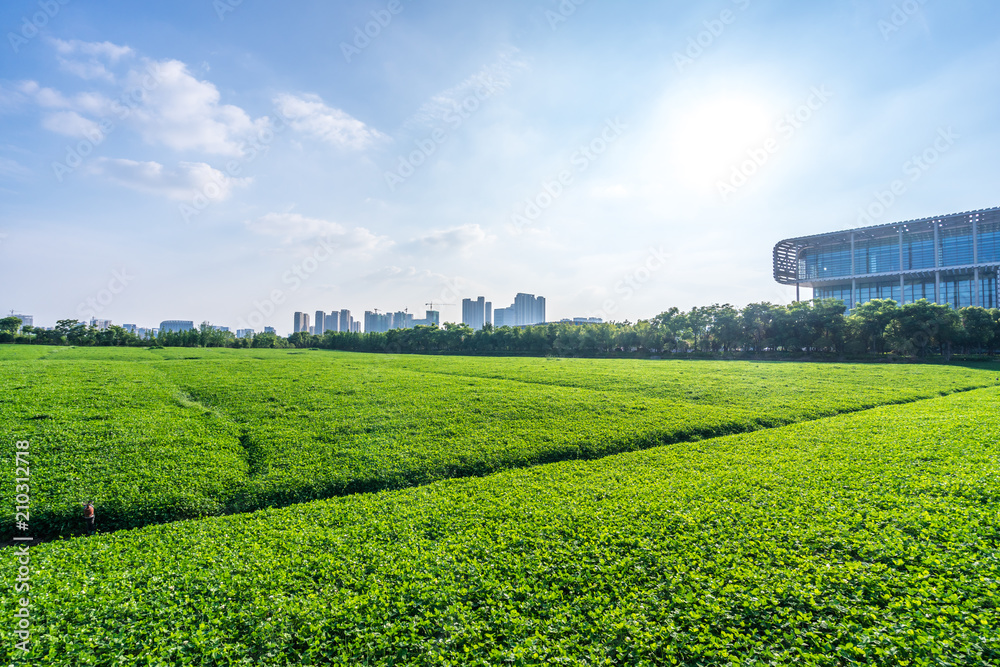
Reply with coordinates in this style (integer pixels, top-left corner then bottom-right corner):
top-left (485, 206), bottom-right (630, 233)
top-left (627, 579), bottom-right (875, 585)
top-left (2, 0), bottom-right (999, 332)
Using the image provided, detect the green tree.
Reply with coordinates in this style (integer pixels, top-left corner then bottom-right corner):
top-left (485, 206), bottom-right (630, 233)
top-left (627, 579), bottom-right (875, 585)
top-left (0, 316), bottom-right (22, 333)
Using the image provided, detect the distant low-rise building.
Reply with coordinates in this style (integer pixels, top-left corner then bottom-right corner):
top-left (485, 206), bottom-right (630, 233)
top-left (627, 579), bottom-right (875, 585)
top-left (90, 318), bottom-right (111, 330)
top-left (160, 320), bottom-right (195, 333)
top-left (236, 329), bottom-right (255, 338)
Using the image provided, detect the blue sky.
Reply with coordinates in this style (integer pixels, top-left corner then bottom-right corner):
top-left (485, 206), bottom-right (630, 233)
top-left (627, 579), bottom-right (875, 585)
top-left (2, 0), bottom-right (999, 332)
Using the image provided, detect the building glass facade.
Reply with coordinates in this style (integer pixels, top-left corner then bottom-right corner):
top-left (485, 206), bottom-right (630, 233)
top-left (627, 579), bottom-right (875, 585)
top-left (775, 207), bottom-right (1000, 311)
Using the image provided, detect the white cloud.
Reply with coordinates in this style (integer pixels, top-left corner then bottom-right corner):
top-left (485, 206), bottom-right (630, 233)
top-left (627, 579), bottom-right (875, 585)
top-left (590, 184), bottom-right (630, 199)
top-left (0, 157), bottom-right (31, 180)
top-left (405, 224), bottom-right (493, 253)
top-left (41, 111), bottom-right (101, 138)
top-left (123, 59), bottom-right (268, 156)
top-left (246, 212), bottom-right (391, 250)
top-left (362, 265), bottom-right (453, 285)
top-left (274, 93), bottom-right (387, 150)
top-left (24, 42), bottom-right (268, 157)
top-left (51, 39), bottom-right (134, 62)
top-left (51, 39), bottom-right (134, 84)
top-left (88, 158), bottom-right (251, 201)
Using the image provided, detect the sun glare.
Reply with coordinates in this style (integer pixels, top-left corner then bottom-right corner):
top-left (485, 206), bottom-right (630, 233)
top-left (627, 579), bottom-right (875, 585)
top-left (668, 94), bottom-right (775, 190)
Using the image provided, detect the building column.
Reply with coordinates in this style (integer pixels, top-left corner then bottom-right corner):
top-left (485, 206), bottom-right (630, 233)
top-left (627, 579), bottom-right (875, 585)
top-left (975, 267), bottom-right (980, 307)
top-left (898, 229), bottom-right (905, 305)
top-left (973, 216), bottom-right (980, 307)
top-left (933, 222), bottom-right (940, 304)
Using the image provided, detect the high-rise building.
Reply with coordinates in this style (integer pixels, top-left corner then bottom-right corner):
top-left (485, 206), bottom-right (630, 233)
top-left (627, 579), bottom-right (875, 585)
top-left (774, 206), bottom-right (1000, 309)
top-left (493, 306), bottom-right (514, 328)
top-left (513, 293), bottom-right (545, 326)
top-left (351, 321), bottom-right (361, 333)
top-left (462, 296), bottom-right (489, 330)
top-left (264, 326), bottom-right (276, 334)
top-left (326, 311), bottom-right (340, 333)
top-left (90, 318), bottom-right (112, 330)
top-left (293, 312), bottom-right (310, 333)
top-left (364, 311), bottom-right (393, 333)
top-left (391, 311), bottom-right (414, 329)
top-left (412, 310), bottom-right (439, 327)
top-left (485, 301), bottom-right (492, 327)
top-left (160, 320), bottom-right (195, 333)
top-left (122, 324), bottom-right (137, 334)
top-left (314, 310), bottom-right (326, 335)
top-left (340, 309), bottom-right (353, 333)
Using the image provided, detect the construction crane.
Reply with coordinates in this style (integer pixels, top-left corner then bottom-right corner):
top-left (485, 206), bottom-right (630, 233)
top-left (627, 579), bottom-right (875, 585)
top-left (425, 302), bottom-right (454, 310)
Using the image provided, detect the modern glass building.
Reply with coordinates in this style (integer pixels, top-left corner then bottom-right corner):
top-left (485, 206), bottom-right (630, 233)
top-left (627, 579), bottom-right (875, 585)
top-left (774, 207), bottom-right (1000, 310)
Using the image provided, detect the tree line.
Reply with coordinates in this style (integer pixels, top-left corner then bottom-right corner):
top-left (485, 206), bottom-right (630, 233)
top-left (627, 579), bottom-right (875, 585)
top-left (3, 298), bottom-right (1000, 360)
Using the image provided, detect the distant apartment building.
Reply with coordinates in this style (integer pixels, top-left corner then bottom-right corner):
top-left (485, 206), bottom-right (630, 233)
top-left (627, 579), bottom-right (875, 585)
top-left (264, 326), bottom-right (276, 334)
top-left (351, 321), bottom-right (361, 333)
top-left (160, 320), bottom-right (194, 333)
top-left (493, 306), bottom-right (513, 328)
top-left (236, 329), bottom-right (255, 338)
top-left (340, 309), bottom-right (353, 333)
top-left (364, 311), bottom-right (392, 333)
top-left (326, 311), bottom-right (340, 333)
top-left (90, 318), bottom-right (111, 330)
top-left (11, 314), bottom-right (33, 330)
top-left (493, 293), bottom-right (546, 327)
top-left (314, 310), bottom-right (326, 335)
top-left (514, 293), bottom-right (545, 326)
top-left (122, 323), bottom-right (137, 334)
top-left (561, 317), bottom-right (603, 325)
top-left (293, 312), bottom-right (311, 333)
top-left (412, 310), bottom-right (440, 327)
top-left (461, 297), bottom-right (492, 330)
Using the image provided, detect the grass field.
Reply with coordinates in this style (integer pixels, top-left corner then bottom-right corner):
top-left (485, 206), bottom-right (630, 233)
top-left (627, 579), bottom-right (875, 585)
top-left (3, 346), bottom-right (999, 538)
top-left (10, 384), bottom-right (1000, 665)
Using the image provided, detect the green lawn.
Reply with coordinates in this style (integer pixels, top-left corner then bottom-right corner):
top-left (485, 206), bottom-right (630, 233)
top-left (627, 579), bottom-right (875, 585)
top-left (3, 346), bottom-right (999, 538)
top-left (14, 386), bottom-right (1000, 665)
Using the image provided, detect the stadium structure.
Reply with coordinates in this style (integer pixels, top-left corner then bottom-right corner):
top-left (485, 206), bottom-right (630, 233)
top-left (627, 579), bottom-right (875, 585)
top-left (774, 207), bottom-right (999, 310)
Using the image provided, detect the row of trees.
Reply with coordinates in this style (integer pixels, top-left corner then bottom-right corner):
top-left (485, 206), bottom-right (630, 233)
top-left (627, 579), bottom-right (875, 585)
top-left (4, 299), bottom-right (1000, 359)
top-left (0, 319), bottom-right (290, 349)
top-left (300, 299), bottom-right (1000, 359)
